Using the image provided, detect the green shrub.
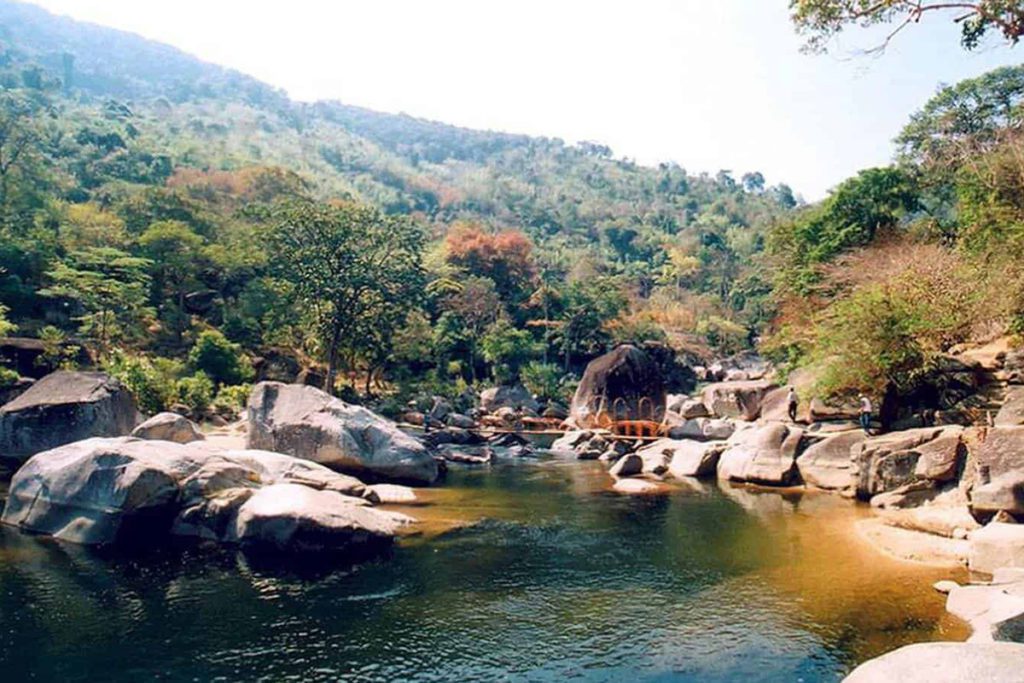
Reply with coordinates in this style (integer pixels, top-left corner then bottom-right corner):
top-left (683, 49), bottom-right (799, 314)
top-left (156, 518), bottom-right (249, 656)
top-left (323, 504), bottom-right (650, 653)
top-left (0, 366), bottom-right (19, 387)
top-left (188, 329), bottom-right (254, 386)
top-left (174, 372), bottom-right (215, 415)
top-left (105, 351), bottom-right (184, 414)
top-left (211, 382), bottom-right (251, 417)
top-left (521, 361), bottom-right (564, 401)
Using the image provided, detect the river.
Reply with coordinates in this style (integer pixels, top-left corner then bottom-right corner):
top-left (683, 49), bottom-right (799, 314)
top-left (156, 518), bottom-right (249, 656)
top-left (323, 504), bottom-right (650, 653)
top-left (0, 454), bottom-right (967, 682)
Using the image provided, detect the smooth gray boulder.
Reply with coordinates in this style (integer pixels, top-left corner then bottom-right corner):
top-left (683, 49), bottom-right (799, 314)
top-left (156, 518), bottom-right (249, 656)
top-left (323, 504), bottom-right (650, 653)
top-left (717, 423), bottom-right (803, 485)
top-left (701, 380), bottom-right (775, 421)
top-left (247, 382), bottom-right (439, 484)
top-left (640, 439), bottom-right (728, 478)
top-left (842, 642), bottom-right (1024, 682)
top-left (0, 371), bottom-right (139, 462)
top-left (132, 412), bottom-right (205, 444)
top-left (972, 472), bottom-right (1024, 518)
top-left (0, 437), bottom-right (400, 555)
top-left (479, 385), bottom-right (538, 413)
top-left (796, 430), bottom-right (865, 490)
top-left (970, 522), bottom-right (1024, 577)
top-left (227, 483), bottom-right (403, 553)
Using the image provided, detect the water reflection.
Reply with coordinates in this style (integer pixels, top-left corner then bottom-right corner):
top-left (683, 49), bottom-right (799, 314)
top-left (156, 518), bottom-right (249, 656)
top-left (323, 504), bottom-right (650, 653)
top-left (0, 455), bottom-right (967, 682)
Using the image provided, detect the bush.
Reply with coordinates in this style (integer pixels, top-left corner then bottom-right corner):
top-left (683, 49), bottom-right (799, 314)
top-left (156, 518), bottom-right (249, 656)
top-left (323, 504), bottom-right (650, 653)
top-left (521, 361), bottom-right (564, 401)
top-left (211, 382), bottom-right (251, 418)
top-left (188, 329), bottom-right (254, 386)
top-left (174, 372), bottom-right (215, 415)
top-left (0, 366), bottom-right (19, 387)
top-left (105, 351), bottom-right (184, 414)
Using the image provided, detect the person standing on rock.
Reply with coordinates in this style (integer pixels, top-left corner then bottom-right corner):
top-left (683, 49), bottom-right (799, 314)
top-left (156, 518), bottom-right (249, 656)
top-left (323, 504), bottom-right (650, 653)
top-left (858, 394), bottom-right (872, 435)
top-left (786, 387), bottom-right (798, 422)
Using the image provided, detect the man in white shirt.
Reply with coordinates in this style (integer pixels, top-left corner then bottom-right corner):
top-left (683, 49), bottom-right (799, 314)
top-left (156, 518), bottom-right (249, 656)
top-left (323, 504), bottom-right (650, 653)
top-left (858, 394), bottom-right (872, 435)
top-left (786, 387), bottom-right (798, 422)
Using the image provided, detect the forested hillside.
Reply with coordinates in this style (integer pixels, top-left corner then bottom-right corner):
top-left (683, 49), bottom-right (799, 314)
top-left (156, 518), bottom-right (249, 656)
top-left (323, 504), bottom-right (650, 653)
top-left (4, 0), bottom-right (1022, 421)
top-left (0, 0), bottom-right (797, 413)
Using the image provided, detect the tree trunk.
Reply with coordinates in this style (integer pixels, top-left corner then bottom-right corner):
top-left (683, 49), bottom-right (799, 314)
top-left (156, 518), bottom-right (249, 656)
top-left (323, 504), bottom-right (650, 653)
top-left (325, 320), bottom-right (342, 394)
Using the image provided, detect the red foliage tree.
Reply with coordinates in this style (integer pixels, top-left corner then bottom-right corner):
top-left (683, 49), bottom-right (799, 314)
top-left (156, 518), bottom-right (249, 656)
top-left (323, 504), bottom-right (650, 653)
top-left (445, 224), bottom-right (537, 303)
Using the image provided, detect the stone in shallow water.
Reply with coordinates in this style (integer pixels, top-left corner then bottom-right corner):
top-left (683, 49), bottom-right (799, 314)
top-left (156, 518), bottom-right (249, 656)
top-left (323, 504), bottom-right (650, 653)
top-left (0, 436), bottom-right (405, 555)
top-left (611, 478), bottom-right (667, 495)
top-left (247, 381), bottom-right (438, 484)
top-left (842, 642), bottom-right (1024, 682)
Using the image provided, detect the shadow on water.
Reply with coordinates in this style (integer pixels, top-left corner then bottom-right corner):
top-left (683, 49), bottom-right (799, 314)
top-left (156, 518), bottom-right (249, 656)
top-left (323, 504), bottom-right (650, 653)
top-left (0, 455), bottom-right (968, 682)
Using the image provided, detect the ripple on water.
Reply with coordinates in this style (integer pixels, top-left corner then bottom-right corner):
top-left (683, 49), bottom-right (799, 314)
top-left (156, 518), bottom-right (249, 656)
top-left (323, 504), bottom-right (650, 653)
top-left (0, 461), bottom-right (967, 682)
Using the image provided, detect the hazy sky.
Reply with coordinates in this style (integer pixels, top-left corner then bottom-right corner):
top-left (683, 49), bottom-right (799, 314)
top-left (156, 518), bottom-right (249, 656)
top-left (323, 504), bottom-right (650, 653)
top-left (25, 0), bottom-right (1023, 199)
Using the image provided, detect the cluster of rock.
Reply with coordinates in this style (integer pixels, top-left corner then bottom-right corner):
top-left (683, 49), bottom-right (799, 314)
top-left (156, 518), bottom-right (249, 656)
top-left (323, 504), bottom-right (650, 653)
top-left (0, 373), bottom-right (439, 557)
top-left (1, 436), bottom-right (412, 554)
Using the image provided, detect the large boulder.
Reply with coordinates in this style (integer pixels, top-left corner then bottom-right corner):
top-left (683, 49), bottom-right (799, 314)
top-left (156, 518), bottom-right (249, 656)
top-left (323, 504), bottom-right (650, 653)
top-left (634, 438), bottom-right (727, 478)
top-left (479, 385), bottom-right (538, 413)
top-left (131, 412), bottom-right (205, 444)
top-left (227, 484), bottom-right (399, 554)
top-left (717, 423), bottom-right (803, 485)
top-left (570, 345), bottom-right (665, 428)
top-left (0, 436), bottom-right (401, 555)
top-left (842, 642), bottom-right (1024, 683)
top-left (247, 382), bottom-right (439, 484)
top-left (701, 380), bottom-right (775, 421)
top-left (0, 371), bottom-right (139, 463)
top-left (850, 427), bottom-right (963, 499)
top-left (969, 522), bottom-right (1024, 577)
top-left (796, 430), bottom-right (866, 490)
top-left (967, 426), bottom-right (1024, 519)
top-left (995, 386), bottom-right (1024, 426)
top-left (0, 376), bottom-right (34, 407)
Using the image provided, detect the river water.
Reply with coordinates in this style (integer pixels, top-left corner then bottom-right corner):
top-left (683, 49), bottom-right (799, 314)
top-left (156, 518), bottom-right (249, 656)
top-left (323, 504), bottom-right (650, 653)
top-left (0, 455), bottom-right (967, 682)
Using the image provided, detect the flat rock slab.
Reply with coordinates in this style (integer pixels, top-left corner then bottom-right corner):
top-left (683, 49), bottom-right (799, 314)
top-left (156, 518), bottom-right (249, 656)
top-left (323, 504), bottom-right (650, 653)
top-left (970, 522), bottom-right (1024, 577)
top-left (842, 642), bottom-right (1024, 682)
top-left (612, 478), bottom-right (669, 495)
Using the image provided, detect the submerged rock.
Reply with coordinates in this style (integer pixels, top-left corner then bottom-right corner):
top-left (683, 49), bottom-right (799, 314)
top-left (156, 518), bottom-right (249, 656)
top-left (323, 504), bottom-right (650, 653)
top-left (0, 371), bottom-right (139, 462)
top-left (1, 436), bottom-right (403, 555)
top-left (247, 382), bottom-right (438, 484)
top-left (132, 412), bottom-right (205, 444)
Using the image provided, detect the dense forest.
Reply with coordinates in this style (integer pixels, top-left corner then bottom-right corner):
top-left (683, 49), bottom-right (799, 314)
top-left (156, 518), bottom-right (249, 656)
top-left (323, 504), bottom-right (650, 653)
top-left (1, 0), bottom-right (1023, 419)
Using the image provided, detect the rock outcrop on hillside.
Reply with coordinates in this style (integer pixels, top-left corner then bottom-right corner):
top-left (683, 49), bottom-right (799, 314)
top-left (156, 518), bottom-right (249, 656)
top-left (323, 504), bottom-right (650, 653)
top-left (247, 382), bottom-right (439, 485)
top-left (0, 371), bottom-right (139, 462)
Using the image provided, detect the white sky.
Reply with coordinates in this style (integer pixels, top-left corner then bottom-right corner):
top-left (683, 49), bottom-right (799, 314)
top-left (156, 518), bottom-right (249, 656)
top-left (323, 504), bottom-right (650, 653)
top-left (24, 0), bottom-right (1024, 199)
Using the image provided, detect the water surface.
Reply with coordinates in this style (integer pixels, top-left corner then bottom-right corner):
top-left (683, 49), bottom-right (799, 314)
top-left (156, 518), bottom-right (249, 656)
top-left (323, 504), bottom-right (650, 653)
top-left (0, 456), bottom-right (966, 682)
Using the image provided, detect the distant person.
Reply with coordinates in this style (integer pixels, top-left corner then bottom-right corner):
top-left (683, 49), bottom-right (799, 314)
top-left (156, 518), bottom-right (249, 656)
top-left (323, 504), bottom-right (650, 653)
top-left (786, 387), bottom-right (798, 422)
top-left (858, 394), bottom-right (872, 435)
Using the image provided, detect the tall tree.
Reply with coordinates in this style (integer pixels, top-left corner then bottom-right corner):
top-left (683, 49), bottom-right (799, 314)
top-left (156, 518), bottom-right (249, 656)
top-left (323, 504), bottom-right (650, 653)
top-left (39, 247), bottom-right (154, 357)
top-left (268, 200), bottom-right (425, 392)
top-left (791, 0), bottom-right (1024, 53)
